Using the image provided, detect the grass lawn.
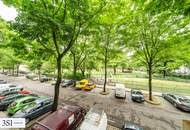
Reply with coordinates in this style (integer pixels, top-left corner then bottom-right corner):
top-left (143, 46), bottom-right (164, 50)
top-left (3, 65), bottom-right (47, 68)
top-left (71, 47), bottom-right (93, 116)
top-left (91, 70), bottom-right (190, 96)
top-left (114, 77), bottom-right (190, 96)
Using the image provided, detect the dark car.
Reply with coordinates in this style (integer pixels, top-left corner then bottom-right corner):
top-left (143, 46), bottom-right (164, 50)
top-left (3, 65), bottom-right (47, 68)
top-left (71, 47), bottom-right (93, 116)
top-left (131, 89), bottom-right (145, 103)
top-left (0, 91), bottom-right (19, 100)
top-left (61, 79), bottom-right (76, 87)
top-left (122, 122), bottom-right (144, 130)
top-left (31, 104), bottom-right (86, 130)
top-left (0, 90), bottom-right (30, 101)
top-left (162, 93), bottom-right (190, 112)
top-left (26, 74), bottom-right (37, 80)
top-left (13, 97), bottom-right (53, 123)
top-left (0, 94), bottom-right (28, 111)
top-left (40, 76), bottom-right (52, 83)
top-left (0, 80), bottom-right (7, 84)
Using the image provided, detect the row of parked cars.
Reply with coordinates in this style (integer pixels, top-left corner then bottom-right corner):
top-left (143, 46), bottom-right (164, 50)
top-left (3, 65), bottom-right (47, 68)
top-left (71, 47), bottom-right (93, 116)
top-left (26, 74), bottom-right (97, 91)
top-left (114, 83), bottom-right (190, 113)
top-left (114, 84), bottom-right (145, 103)
top-left (52, 79), bottom-right (97, 91)
top-left (0, 79), bottom-right (109, 130)
top-left (26, 74), bottom-right (52, 82)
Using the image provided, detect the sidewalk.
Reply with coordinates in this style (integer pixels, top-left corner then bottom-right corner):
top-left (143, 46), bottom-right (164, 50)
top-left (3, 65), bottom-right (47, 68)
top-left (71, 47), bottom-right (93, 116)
top-left (96, 85), bottom-right (162, 96)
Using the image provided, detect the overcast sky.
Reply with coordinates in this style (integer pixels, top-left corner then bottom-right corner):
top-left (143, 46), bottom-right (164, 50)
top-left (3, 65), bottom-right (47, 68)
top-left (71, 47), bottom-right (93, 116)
top-left (0, 1), bottom-right (17, 21)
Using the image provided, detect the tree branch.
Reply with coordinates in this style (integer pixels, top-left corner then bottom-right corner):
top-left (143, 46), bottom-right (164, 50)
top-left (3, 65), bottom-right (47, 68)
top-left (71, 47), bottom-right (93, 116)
top-left (54, 0), bottom-right (64, 16)
top-left (52, 30), bottom-right (60, 55)
top-left (61, 21), bottom-right (82, 57)
top-left (41, 0), bottom-right (47, 10)
top-left (37, 38), bottom-right (56, 56)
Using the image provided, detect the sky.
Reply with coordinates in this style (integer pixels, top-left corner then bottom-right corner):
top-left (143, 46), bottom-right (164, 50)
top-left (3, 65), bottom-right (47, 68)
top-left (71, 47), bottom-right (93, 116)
top-left (0, 1), bottom-right (17, 21)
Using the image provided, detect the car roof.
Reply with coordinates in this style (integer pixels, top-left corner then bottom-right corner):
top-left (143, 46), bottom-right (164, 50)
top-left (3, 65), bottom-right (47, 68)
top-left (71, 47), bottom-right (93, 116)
top-left (34, 97), bottom-right (52, 104)
top-left (37, 105), bottom-right (81, 129)
top-left (80, 79), bottom-right (88, 82)
top-left (84, 107), bottom-right (104, 126)
top-left (2, 94), bottom-right (21, 100)
top-left (9, 87), bottom-right (23, 90)
top-left (115, 84), bottom-right (125, 89)
top-left (132, 89), bottom-right (141, 92)
top-left (15, 96), bottom-right (36, 103)
top-left (0, 84), bottom-right (14, 87)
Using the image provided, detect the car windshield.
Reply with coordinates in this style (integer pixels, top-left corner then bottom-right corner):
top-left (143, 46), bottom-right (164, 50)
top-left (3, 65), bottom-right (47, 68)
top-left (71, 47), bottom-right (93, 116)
top-left (5, 94), bottom-right (17, 98)
top-left (136, 91), bottom-right (142, 95)
top-left (22, 104), bottom-right (36, 113)
top-left (64, 80), bottom-right (70, 82)
top-left (132, 91), bottom-right (141, 94)
top-left (22, 107), bottom-right (34, 113)
top-left (80, 82), bottom-right (85, 85)
top-left (179, 98), bottom-right (190, 104)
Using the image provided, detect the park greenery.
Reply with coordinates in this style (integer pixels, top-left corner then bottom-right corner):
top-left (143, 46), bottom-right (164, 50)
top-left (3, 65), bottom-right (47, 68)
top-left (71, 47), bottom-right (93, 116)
top-left (0, 0), bottom-right (190, 111)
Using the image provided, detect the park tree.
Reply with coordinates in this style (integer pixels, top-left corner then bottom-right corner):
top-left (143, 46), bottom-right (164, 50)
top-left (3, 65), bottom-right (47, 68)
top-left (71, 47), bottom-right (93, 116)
top-left (93, 0), bottom-right (124, 94)
top-left (6, 36), bottom-right (29, 76)
top-left (0, 18), bottom-right (23, 75)
top-left (26, 43), bottom-right (51, 80)
top-left (0, 48), bottom-right (22, 75)
top-left (120, 1), bottom-right (190, 100)
top-left (0, 17), bottom-right (9, 45)
top-left (6, 0), bottom-right (105, 111)
top-left (70, 37), bottom-right (88, 79)
top-left (70, 30), bottom-right (99, 78)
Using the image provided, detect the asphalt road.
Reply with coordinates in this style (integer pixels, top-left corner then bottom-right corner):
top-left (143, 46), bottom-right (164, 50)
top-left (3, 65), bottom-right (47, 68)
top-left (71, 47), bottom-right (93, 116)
top-left (0, 74), bottom-right (190, 130)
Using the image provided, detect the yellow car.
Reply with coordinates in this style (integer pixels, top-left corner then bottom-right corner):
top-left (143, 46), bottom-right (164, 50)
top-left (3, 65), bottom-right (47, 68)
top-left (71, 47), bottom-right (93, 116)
top-left (75, 79), bottom-right (89, 89)
top-left (83, 83), bottom-right (96, 91)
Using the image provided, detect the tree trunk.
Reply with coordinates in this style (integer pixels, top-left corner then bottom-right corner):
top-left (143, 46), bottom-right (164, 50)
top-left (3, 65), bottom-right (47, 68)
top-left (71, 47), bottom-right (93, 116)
top-left (113, 66), bottom-right (116, 75)
top-left (122, 67), bottom-right (124, 72)
top-left (148, 63), bottom-right (152, 101)
top-left (16, 64), bottom-right (20, 76)
top-left (52, 56), bottom-right (62, 112)
top-left (103, 49), bottom-right (108, 92)
top-left (163, 62), bottom-right (167, 78)
top-left (73, 53), bottom-right (77, 79)
top-left (38, 67), bottom-right (41, 81)
top-left (163, 70), bottom-right (166, 78)
top-left (8, 67), bottom-right (11, 74)
top-left (80, 67), bottom-right (85, 77)
top-left (12, 65), bottom-right (15, 76)
top-left (88, 69), bottom-right (92, 77)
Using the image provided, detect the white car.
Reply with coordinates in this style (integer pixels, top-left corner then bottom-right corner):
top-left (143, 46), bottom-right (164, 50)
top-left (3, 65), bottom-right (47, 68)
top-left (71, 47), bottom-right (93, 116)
top-left (0, 84), bottom-right (16, 92)
top-left (78, 107), bottom-right (107, 130)
top-left (115, 83), bottom-right (126, 99)
top-left (0, 87), bottom-right (23, 95)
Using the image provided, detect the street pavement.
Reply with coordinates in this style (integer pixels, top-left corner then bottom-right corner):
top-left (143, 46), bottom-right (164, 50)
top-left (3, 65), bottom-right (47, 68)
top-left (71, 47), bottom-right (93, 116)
top-left (0, 74), bottom-right (190, 130)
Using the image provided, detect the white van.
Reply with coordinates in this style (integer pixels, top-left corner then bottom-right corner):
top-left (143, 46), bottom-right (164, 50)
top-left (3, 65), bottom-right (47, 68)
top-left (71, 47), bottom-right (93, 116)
top-left (78, 107), bottom-right (107, 130)
top-left (115, 83), bottom-right (126, 99)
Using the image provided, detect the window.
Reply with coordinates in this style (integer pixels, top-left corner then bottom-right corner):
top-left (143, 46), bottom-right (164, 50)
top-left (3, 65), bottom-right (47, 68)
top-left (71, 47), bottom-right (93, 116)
top-left (23, 99), bottom-right (34, 104)
top-left (170, 95), bottom-right (176, 100)
top-left (68, 114), bottom-right (75, 125)
top-left (80, 82), bottom-right (85, 85)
